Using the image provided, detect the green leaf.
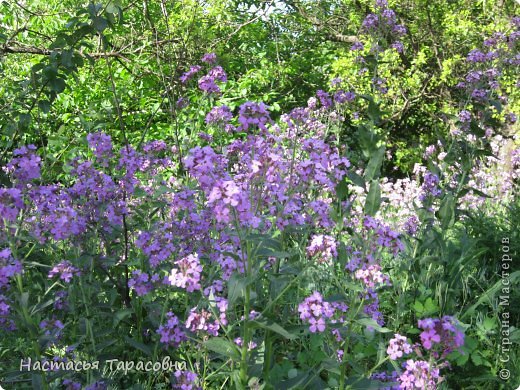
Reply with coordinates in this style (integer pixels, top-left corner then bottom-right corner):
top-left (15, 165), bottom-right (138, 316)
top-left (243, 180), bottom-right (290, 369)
top-left (364, 180), bottom-right (381, 216)
top-left (482, 317), bottom-right (496, 331)
top-left (38, 100), bottom-right (51, 113)
top-left (18, 113), bottom-right (32, 129)
top-left (124, 337), bottom-right (152, 356)
top-left (346, 171), bottom-right (366, 190)
top-left (423, 297), bottom-right (439, 315)
top-left (251, 320), bottom-right (298, 340)
top-left (204, 338), bottom-right (240, 359)
top-left (356, 318), bottom-right (391, 333)
top-left (437, 194), bottom-right (455, 229)
top-left (49, 77), bottom-right (66, 93)
top-left (114, 308), bottom-right (134, 327)
top-left (365, 146), bottom-right (385, 181)
top-left (413, 300), bottom-right (424, 314)
top-left (335, 178), bottom-right (349, 200)
top-left (93, 16), bottom-right (108, 32)
top-left (227, 273), bottom-right (247, 308)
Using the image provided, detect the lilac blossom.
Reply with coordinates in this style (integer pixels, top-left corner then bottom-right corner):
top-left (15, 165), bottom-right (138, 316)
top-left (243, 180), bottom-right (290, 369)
top-left (237, 101), bottom-right (271, 131)
top-left (387, 333), bottom-right (413, 360)
top-left (306, 234), bottom-right (337, 263)
top-left (0, 248), bottom-right (23, 290)
top-left (4, 145), bottom-right (41, 184)
top-left (172, 370), bottom-right (200, 390)
top-left (201, 52), bottom-right (217, 64)
top-left (168, 253), bottom-right (203, 292)
top-left (157, 312), bottom-right (187, 347)
top-left (298, 291), bottom-right (335, 333)
top-left (48, 260), bottom-right (81, 283)
top-left (205, 105), bottom-right (233, 125)
top-left (180, 65), bottom-right (202, 83)
top-left (185, 308), bottom-right (219, 336)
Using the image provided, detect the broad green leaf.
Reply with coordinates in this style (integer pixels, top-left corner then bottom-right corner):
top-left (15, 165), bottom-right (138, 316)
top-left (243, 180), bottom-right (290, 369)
top-left (124, 337), bottom-right (152, 356)
top-left (251, 320), bottom-right (298, 340)
top-left (364, 180), bottom-right (381, 216)
top-left (204, 338), bottom-right (240, 359)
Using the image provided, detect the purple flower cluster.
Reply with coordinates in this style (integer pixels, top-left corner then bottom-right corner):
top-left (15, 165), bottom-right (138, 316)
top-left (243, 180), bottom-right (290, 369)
top-left (172, 370), bottom-right (200, 390)
top-left (0, 248), bottom-right (23, 290)
top-left (201, 52), bottom-right (217, 64)
top-left (355, 264), bottom-right (390, 288)
top-left (0, 294), bottom-right (15, 330)
top-left (157, 312), bottom-right (187, 347)
top-left (48, 260), bottom-right (81, 283)
top-left (0, 188), bottom-right (24, 227)
top-left (237, 101), bottom-right (271, 132)
top-left (87, 132), bottom-right (113, 165)
top-left (306, 234), bottom-right (337, 263)
top-left (185, 307), bottom-right (220, 336)
top-left (39, 317), bottom-right (65, 341)
top-left (63, 379), bottom-right (82, 390)
top-left (298, 291), bottom-right (335, 333)
top-left (205, 105), bottom-right (233, 126)
top-left (168, 253), bottom-right (203, 292)
top-left (418, 316), bottom-right (464, 356)
top-left (387, 333), bottom-right (412, 360)
top-left (180, 65), bottom-right (202, 84)
top-left (398, 359), bottom-right (442, 389)
top-left (128, 270), bottom-right (160, 296)
top-left (360, 1), bottom-right (406, 50)
top-left (234, 337), bottom-right (257, 350)
top-left (419, 171), bottom-right (441, 201)
top-left (198, 66), bottom-right (227, 94)
top-left (4, 145), bottom-right (41, 185)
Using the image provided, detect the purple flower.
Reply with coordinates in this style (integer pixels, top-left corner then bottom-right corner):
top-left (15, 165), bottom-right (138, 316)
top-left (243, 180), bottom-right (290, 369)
top-left (351, 41), bottom-right (364, 51)
top-left (391, 41), bottom-right (404, 53)
top-left (157, 312), bottom-right (187, 347)
top-left (48, 261), bottom-right (80, 283)
top-left (306, 234), bottom-right (337, 263)
top-left (387, 333), bottom-right (412, 360)
top-left (198, 75), bottom-right (220, 94)
top-left (234, 337), bottom-right (257, 350)
top-left (392, 24), bottom-right (407, 36)
top-left (467, 49), bottom-right (487, 63)
top-left (418, 316), bottom-right (465, 356)
top-left (128, 270), bottom-right (154, 296)
top-left (185, 308), bottom-right (219, 336)
top-left (5, 145), bottom-right (41, 184)
top-left (0, 248), bottom-right (23, 290)
top-left (172, 370), bottom-right (200, 390)
top-left (298, 291), bottom-right (336, 333)
top-left (237, 101), bottom-right (271, 131)
top-left (0, 188), bottom-right (24, 226)
top-left (168, 253), bottom-right (203, 292)
top-left (316, 90), bottom-right (332, 108)
top-left (86, 132), bottom-right (112, 164)
top-left (334, 90), bottom-right (356, 104)
top-left (419, 172), bottom-right (441, 201)
top-left (180, 65), bottom-right (202, 83)
top-left (201, 52), bottom-right (217, 64)
top-left (362, 14), bottom-right (379, 30)
top-left (458, 109), bottom-right (471, 123)
top-left (205, 105), bottom-right (233, 125)
top-left (208, 66), bottom-right (227, 82)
